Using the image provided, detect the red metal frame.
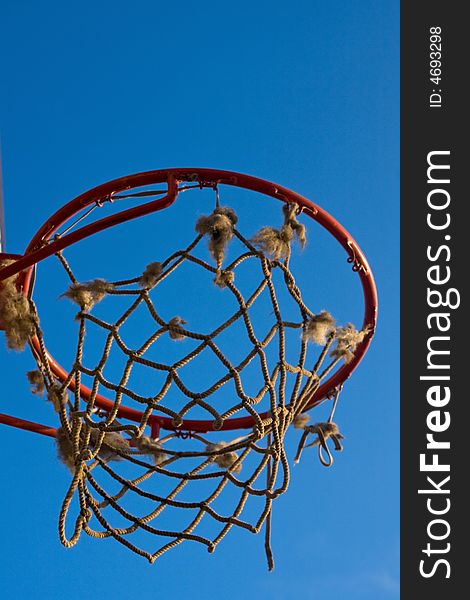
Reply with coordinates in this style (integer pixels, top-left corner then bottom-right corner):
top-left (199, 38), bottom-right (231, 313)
top-left (0, 413), bottom-right (57, 438)
top-left (0, 168), bottom-right (378, 437)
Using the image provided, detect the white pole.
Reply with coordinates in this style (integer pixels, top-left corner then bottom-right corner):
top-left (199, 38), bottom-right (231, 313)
top-left (0, 142), bottom-right (5, 253)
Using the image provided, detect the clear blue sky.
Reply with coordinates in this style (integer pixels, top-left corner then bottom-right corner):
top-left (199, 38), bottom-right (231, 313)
top-left (0, 1), bottom-right (399, 599)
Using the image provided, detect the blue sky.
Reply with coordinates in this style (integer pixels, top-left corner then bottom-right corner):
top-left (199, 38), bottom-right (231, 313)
top-left (0, 1), bottom-right (399, 599)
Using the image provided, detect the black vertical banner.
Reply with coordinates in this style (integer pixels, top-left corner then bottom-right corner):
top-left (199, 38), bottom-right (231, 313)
top-left (401, 3), bottom-right (467, 598)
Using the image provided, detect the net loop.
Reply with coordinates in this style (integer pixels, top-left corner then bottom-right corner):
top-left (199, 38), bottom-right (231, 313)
top-left (294, 422), bottom-right (344, 467)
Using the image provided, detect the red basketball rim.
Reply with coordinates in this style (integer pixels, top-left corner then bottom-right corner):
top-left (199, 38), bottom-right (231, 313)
top-left (1, 168), bottom-right (378, 433)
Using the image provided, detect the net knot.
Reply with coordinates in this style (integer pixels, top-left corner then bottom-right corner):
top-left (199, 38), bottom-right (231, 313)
top-left (330, 323), bottom-right (372, 363)
top-left (252, 203), bottom-right (306, 260)
top-left (80, 507), bottom-right (92, 524)
top-left (195, 206), bottom-right (238, 268)
top-left (213, 268), bottom-right (235, 289)
top-left (303, 311), bottom-right (336, 345)
top-left (282, 203), bottom-right (306, 248)
top-left (168, 316), bottom-right (187, 340)
top-left (171, 415), bottom-right (183, 428)
top-left (62, 279), bottom-right (114, 312)
top-left (79, 448), bottom-right (94, 462)
top-left (206, 442), bottom-right (242, 473)
top-left (139, 262), bottom-right (163, 288)
top-left (212, 417), bottom-right (224, 431)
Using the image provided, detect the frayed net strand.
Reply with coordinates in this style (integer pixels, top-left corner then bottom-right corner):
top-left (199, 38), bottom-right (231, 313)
top-left (196, 206), bottom-right (238, 267)
top-left (303, 311), bottom-right (336, 345)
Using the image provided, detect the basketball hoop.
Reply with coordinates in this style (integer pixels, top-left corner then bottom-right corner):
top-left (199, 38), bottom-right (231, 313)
top-left (0, 168), bottom-right (377, 567)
